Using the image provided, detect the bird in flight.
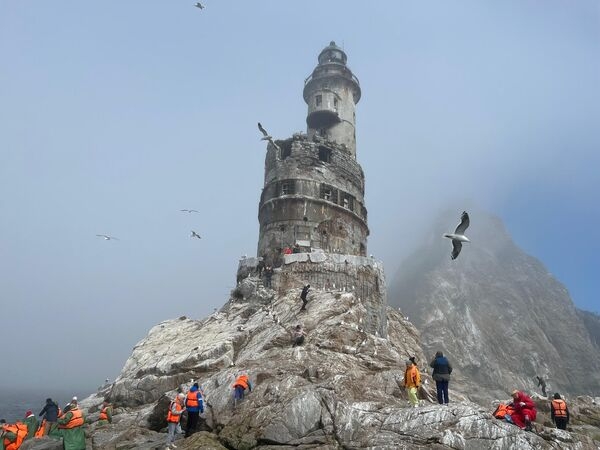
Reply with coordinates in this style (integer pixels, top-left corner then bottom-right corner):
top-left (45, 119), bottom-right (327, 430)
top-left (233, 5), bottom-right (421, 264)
top-left (257, 122), bottom-right (280, 151)
top-left (180, 209), bottom-right (199, 213)
top-left (443, 211), bottom-right (470, 260)
top-left (191, 230), bottom-right (202, 239)
top-left (194, 2), bottom-right (204, 9)
top-left (96, 234), bottom-right (119, 241)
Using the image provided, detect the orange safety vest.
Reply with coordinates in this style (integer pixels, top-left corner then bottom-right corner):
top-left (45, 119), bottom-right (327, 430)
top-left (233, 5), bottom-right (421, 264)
top-left (552, 399), bottom-right (568, 418)
top-left (233, 375), bottom-right (249, 390)
top-left (34, 419), bottom-right (46, 438)
top-left (2, 423), bottom-right (28, 450)
top-left (99, 405), bottom-right (112, 421)
top-left (186, 391), bottom-right (198, 408)
top-left (404, 365), bottom-right (421, 388)
top-left (58, 407), bottom-right (84, 429)
top-left (166, 399), bottom-right (183, 423)
top-left (493, 403), bottom-right (515, 419)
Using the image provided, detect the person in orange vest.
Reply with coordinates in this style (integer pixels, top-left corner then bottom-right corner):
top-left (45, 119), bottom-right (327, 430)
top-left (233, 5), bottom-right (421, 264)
top-left (550, 392), bottom-right (570, 430)
top-left (165, 393), bottom-right (186, 449)
top-left (1, 422), bottom-right (28, 450)
top-left (403, 358), bottom-right (421, 407)
top-left (97, 400), bottom-right (113, 425)
top-left (232, 373), bottom-right (252, 407)
top-left (57, 397), bottom-right (86, 450)
top-left (23, 410), bottom-right (38, 439)
top-left (184, 383), bottom-right (204, 438)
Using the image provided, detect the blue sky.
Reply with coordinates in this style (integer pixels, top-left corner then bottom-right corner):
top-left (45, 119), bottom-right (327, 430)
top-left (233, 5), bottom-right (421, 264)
top-left (1, 1), bottom-right (598, 391)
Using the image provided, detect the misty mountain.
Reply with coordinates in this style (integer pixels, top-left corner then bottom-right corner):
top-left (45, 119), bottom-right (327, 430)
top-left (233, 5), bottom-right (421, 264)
top-left (389, 209), bottom-right (600, 401)
top-left (578, 309), bottom-right (600, 349)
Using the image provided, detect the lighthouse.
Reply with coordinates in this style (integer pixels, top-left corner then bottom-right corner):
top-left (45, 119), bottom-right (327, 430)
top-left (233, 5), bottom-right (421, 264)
top-left (256, 42), bottom-right (369, 266)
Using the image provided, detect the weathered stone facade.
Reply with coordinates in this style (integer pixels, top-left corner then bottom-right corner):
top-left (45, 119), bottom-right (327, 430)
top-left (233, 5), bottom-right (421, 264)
top-left (257, 42), bottom-right (369, 268)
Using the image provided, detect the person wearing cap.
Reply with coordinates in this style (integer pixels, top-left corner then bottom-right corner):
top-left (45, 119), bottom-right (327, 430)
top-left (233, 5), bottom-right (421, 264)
top-left (184, 383), bottom-right (204, 437)
top-left (550, 393), bottom-right (569, 430)
top-left (166, 393), bottom-right (186, 448)
top-left (38, 398), bottom-right (60, 436)
top-left (403, 358), bottom-right (421, 407)
top-left (508, 390), bottom-right (536, 431)
top-left (57, 397), bottom-right (86, 450)
top-left (23, 410), bottom-right (38, 439)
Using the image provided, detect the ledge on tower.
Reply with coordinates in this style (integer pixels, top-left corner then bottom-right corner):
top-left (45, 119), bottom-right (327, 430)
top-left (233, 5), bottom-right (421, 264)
top-left (306, 109), bottom-right (341, 129)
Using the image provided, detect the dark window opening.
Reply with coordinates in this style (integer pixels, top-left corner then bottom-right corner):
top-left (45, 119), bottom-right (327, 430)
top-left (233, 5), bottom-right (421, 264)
top-left (280, 141), bottom-right (292, 159)
top-left (279, 225), bottom-right (286, 232)
top-left (334, 98), bottom-right (338, 108)
top-left (303, 216), bottom-right (308, 222)
top-left (320, 184), bottom-right (337, 203)
top-left (318, 146), bottom-right (332, 163)
top-left (316, 95), bottom-right (322, 107)
top-left (341, 193), bottom-right (354, 211)
top-left (281, 180), bottom-right (295, 195)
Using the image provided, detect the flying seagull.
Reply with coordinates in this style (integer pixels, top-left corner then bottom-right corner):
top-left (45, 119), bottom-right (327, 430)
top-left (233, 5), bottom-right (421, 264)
top-left (180, 209), bottom-right (199, 213)
top-left (96, 234), bottom-right (119, 241)
top-left (191, 230), bottom-right (201, 239)
top-left (194, 2), bottom-right (204, 9)
top-left (257, 122), bottom-right (280, 151)
top-left (443, 211), bottom-right (470, 260)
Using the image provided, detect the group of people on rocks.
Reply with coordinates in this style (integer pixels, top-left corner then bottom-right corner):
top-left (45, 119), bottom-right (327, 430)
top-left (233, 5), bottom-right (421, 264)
top-left (493, 389), bottom-right (570, 431)
top-left (164, 375), bottom-right (253, 449)
top-left (1, 396), bottom-right (113, 450)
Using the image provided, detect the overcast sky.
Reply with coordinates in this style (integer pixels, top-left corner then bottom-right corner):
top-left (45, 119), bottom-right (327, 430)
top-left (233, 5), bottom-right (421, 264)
top-left (1, 1), bottom-right (599, 392)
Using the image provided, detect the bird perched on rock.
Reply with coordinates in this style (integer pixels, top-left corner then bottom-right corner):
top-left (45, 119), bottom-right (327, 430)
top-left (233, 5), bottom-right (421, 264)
top-left (191, 230), bottom-right (202, 239)
top-left (96, 234), bottom-right (119, 241)
top-left (443, 211), bottom-right (470, 260)
top-left (194, 2), bottom-right (204, 9)
top-left (257, 122), bottom-right (280, 151)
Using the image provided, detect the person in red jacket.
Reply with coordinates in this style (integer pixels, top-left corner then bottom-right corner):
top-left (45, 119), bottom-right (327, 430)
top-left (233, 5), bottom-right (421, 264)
top-left (507, 390), bottom-right (537, 431)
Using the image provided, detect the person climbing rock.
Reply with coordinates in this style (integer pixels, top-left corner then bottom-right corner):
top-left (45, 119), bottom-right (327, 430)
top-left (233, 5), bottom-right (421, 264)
top-left (300, 285), bottom-right (310, 311)
top-left (232, 373), bottom-right (252, 408)
top-left (536, 376), bottom-right (547, 397)
top-left (291, 324), bottom-right (307, 347)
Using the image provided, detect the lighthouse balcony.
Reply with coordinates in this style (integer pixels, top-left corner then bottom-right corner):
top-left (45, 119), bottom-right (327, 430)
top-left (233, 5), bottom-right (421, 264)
top-left (306, 109), bottom-right (341, 129)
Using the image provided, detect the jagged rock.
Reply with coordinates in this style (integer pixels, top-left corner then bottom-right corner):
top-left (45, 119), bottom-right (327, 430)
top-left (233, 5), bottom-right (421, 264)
top-left (390, 210), bottom-right (600, 401)
top-left (19, 437), bottom-right (63, 450)
top-left (81, 275), bottom-right (600, 449)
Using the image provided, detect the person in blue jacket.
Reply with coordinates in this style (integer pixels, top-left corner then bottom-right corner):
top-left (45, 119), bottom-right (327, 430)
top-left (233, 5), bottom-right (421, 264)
top-left (184, 383), bottom-right (204, 437)
top-left (430, 351), bottom-right (453, 405)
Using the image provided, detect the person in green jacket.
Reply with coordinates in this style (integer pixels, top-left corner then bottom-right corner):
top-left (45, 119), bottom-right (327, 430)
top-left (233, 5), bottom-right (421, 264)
top-left (23, 410), bottom-right (39, 439)
top-left (57, 398), bottom-right (86, 450)
top-left (97, 401), bottom-right (113, 425)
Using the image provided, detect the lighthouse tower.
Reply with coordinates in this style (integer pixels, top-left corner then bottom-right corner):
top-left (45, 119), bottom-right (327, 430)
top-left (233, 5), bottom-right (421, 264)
top-left (303, 41), bottom-right (361, 157)
top-left (256, 42), bottom-right (369, 266)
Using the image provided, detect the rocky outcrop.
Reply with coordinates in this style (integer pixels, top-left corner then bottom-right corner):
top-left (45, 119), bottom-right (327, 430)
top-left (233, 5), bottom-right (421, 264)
top-left (68, 269), bottom-right (597, 449)
top-left (22, 250), bottom-right (600, 449)
top-left (389, 210), bottom-right (600, 401)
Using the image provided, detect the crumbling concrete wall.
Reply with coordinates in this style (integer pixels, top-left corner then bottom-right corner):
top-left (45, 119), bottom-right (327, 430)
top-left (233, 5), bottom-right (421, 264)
top-left (257, 135), bottom-right (368, 266)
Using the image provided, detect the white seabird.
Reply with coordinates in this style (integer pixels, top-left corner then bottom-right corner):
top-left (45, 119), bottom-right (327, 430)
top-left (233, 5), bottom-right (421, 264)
top-left (96, 234), bottom-right (119, 241)
top-left (443, 211), bottom-right (470, 260)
